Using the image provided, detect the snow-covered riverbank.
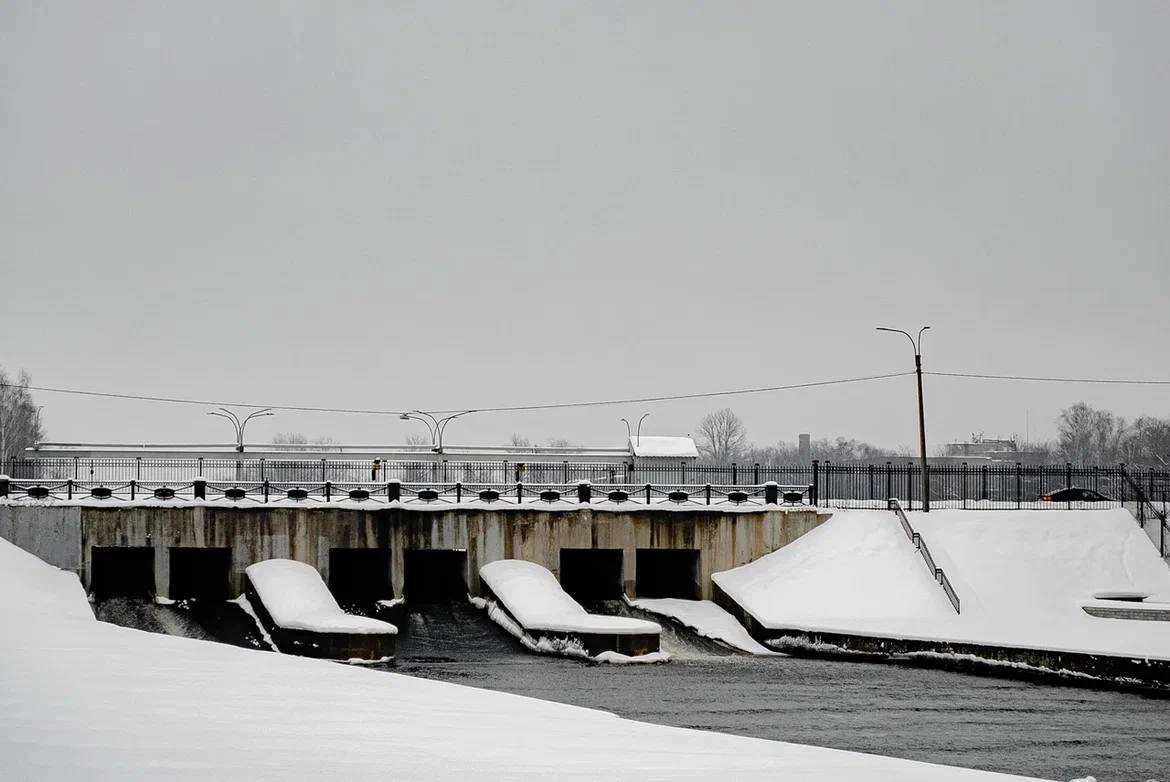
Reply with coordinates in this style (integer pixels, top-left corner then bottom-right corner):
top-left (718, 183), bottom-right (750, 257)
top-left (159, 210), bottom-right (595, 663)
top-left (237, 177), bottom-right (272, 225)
top-left (0, 537), bottom-right (1041, 780)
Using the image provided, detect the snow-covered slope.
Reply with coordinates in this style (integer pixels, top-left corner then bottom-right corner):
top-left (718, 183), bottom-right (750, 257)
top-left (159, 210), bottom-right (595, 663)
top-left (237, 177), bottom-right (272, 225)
top-left (0, 538), bottom-right (1041, 780)
top-left (246, 559), bottom-right (396, 635)
top-left (714, 509), bottom-right (1170, 659)
top-left (480, 559), bottom-right (659, 635)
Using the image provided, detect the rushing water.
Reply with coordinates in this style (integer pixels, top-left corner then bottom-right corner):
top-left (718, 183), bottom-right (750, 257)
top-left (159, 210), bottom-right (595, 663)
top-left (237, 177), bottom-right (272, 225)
top-left (97, 598), bottom-right (1170, 781)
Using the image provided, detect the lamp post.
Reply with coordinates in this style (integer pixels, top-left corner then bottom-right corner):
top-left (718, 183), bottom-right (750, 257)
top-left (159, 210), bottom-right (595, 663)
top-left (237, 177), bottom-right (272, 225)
top-left (399, 410), bottom-right (476, 454)
top-left (876, 326), bottom-right (931, 512)
top-left (620, 413), bottom-right (650, 447)
top-left (207, 407), bottom-right (274, 452)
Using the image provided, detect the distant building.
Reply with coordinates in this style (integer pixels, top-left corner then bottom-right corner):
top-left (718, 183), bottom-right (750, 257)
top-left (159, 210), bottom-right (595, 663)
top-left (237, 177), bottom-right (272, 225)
top-left (938, 435), bottom-right (1048, 465)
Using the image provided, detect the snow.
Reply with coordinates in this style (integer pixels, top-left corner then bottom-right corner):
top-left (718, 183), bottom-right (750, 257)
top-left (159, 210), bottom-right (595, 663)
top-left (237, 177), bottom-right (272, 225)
top-left (479, 559), bottom-right (660, 635)
top-left (713, 508), bottom-right (1170, 660)
top-left (245, 559), bottom-right (397, 635)
top-left (628, 436), bottom-right (699, 458)
top-left (0, 538), bottom-right (1042, 780)
top-left (628, 598), bottom-right (777, 655)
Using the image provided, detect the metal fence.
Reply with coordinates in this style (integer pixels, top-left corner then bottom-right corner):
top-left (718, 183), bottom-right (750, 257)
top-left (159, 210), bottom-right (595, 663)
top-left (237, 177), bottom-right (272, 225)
top-left (6, 457), bottom-right (1169, 511)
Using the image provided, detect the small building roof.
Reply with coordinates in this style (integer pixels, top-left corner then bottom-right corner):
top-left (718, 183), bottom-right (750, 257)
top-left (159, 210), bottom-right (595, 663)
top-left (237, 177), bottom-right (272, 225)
top-left (628, 436), bottom-right (699, 459)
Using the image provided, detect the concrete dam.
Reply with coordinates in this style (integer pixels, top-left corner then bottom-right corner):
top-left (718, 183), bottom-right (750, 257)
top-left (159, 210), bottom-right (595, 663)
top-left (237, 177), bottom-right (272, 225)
top-left (0, 502), bottom-right (829, 606)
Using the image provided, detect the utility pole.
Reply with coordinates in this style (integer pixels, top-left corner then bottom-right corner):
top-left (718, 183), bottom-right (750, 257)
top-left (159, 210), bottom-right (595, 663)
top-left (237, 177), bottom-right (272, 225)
top-left (877, 326), bottom-right (931, 512)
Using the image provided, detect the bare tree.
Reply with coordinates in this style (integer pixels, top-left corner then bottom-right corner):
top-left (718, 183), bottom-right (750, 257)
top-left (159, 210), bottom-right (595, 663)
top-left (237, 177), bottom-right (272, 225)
top-left (271, 433), bottom-right (337, 446)
top-left (696, 408), bottom-right (748, 463)
top-left (509, 433), bottom-right (533, 448)
top-left (1057, 402), bottom-right (1129, 464)
top-left (0, 367), bottom-right (45, 464)
top-left (404, 432), bottom-right (431, 447)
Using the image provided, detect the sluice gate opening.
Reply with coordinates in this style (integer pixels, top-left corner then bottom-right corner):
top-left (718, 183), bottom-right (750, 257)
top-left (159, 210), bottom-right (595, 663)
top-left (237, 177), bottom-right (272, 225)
top-left (559, 548), bottom-right (624, 601)
top-left (329, 548), bottom-right (393, 607)
top-left (90, 546), bottom-right (155, 599)
top-left (636, 549), bottom-right (700, 600)
top-left (169, 547), bottom-right (232, 601)
top-left (403, 549), bottom-right (468, 602)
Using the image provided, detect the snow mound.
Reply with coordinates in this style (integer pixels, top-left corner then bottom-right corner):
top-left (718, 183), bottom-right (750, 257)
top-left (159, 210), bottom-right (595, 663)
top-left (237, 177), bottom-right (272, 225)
top-left (480, 559), bottom-right (659, 635)
top-left (629, 598), bottom-right (776, 655)
top-left (245, 559), bottom-right (397, 635)
top-left (714, 509), bottom-right (1170, 660)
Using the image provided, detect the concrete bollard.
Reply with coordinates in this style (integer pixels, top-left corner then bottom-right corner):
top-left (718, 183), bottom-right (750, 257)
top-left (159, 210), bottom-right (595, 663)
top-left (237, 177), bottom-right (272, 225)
top-left (764, 481), bottom-right (778, 504)
top-left (577, 480), bottom-right (591, 504)
top-left (0, 474), bottom-right (8, 499)
top-left (193, 477), bottom-right (207, 500)
top-left (387, 480), bottom-right (400, 503)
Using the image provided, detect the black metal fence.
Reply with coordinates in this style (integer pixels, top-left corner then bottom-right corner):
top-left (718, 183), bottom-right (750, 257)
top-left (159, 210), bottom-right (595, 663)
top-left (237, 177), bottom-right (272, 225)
top-left (7, 457), bottom-right (1168, 511)
top-left (0, 475), bottom-right (811, 510)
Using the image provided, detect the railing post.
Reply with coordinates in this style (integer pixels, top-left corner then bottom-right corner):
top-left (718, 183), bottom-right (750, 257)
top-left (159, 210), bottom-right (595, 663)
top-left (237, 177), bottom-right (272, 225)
top-left (73, 456), bottom-right (79, 480)
top-left (765, 481), bottom-right (778, 505)
top-left (1119, 463), bottom-right (1127, 505)
top-left (886, 461), bottom-right (892, 502)
top-left (868, 464), bottom-right (874, 501)
top-left (136, 456), bottom-right (142, 480)
top-left (263, 479), bottom-right (269, 503)
top-left (731, 463), bottom-right (737, 485)
top-left (563, 460), bottom-right (569, 483)
top-left (1016, 462), bottom-right (1022, 509)
top-left (198, 457), bottom-right (203, 476)
top-left (681, 461), bottom-right (685, 483)
top-left (811, 460), bottom-right (819, 506)
top-left (321, 459), bottom-right (327, 482)
top-left (961, 462), bottom-right (967, 509)
top-left (754, 463), bottom-right (760, 484)
top-left (260, 457), bottom-right (266, 481)
top-left (387, 480), bottom-right (400, 503)
top-left (577, 480), bottom-right (591, 504)
top-left (443, 460), bottom-right (448, 483)
top-left (907, 463), bottom-right (913, 511)
top-left (981, 464), bottom-right (988, 501)
top-left (194, 478), bottom-right (206, 500)
top-left (1066, 462), bottom-right (1073, 492)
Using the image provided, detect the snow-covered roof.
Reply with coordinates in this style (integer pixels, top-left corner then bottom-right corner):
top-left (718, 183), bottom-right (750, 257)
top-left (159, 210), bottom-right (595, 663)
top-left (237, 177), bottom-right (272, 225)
top-left (628, 436), bottom-right (699, 459)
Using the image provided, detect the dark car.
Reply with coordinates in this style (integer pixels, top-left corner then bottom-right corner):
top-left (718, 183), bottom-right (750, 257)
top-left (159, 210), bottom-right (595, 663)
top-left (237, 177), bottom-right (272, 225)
top-left (1040, 487), bottom-right (1113, 503)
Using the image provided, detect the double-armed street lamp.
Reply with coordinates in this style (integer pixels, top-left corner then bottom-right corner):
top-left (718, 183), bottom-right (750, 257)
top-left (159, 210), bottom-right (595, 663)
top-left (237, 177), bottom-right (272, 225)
top-left (621, 413), bottom-right (650, 447)
top-left (876, 326), bottom-right (931, 512)
top-left (207, 407), bottom-right (274, 452)
top-left (399, 410), bottom-right (477, 454)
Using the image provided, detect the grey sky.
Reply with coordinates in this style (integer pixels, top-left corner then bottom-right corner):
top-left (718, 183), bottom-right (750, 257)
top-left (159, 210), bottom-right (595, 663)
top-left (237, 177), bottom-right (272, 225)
top-left (2, 2), bottom-right (1167, 451)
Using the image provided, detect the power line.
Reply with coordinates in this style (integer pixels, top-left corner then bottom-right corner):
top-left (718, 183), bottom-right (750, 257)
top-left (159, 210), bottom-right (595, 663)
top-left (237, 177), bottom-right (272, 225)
top-left (927, 371), bottom-right (1170, 386)
top-left (0, 372), bottom-right (914, 417)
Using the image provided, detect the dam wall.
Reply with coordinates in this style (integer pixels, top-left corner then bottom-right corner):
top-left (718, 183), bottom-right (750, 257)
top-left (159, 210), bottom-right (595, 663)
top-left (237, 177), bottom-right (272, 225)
top-left (0, 503), bottom-right (828, 601)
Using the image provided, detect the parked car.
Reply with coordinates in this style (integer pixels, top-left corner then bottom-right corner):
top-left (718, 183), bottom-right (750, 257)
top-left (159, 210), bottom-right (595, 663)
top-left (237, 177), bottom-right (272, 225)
top-left (1040, 487), bottom-right (1113, 503)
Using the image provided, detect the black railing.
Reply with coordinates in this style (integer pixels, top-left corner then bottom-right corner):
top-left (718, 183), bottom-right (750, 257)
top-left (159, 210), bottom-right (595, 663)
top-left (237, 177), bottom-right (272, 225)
top-left (6, 457), bottom-right (1168, 514)
top-left (890, 498), bottom-right (960, 613)
top-left (0, 476), bottom-right (812, 510)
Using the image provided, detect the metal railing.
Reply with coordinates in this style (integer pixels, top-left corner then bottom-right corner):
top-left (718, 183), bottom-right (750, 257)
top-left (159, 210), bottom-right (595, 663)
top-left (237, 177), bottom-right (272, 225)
top-left (0, 475), bottom-right (813, 510)
top-left (7, 456), bottom-right (1168, 514)
top-left (890, 498), bottom-right (960, 614)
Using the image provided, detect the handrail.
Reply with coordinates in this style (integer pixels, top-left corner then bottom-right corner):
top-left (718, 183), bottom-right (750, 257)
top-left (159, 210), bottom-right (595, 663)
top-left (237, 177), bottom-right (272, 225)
top-left (889, 498), bottom-right (960, 613)
top-left (1121, 471), bottom-right (1169, 559)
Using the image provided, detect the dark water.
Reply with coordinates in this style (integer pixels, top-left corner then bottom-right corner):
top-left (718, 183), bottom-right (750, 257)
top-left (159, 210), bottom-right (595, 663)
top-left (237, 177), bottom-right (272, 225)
top-left (97, 598), bottom-right (1170, 782)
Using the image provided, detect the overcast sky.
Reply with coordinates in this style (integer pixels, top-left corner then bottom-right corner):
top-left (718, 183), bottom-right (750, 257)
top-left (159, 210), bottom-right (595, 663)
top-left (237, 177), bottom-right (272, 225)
top-left (1, 2), bottom-right (1167, 451)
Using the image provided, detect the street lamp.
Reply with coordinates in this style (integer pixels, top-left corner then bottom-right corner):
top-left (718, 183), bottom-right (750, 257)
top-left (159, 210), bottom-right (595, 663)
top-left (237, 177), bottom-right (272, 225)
top-left (876, 326), bottom-right (931, 512)
top-left (620, 413), bottom-right (650, 447)
top-left (399, 410), bottom-right (476, 453)
top-left (207, 408), bottom-right (274, 452)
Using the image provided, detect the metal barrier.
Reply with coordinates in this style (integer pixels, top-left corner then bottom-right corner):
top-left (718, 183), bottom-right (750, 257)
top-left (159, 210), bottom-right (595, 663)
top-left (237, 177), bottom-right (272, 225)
top-left (0, 476), bottom-right (812, 510)
top-left (889, 498), bottom-right (960, 614)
